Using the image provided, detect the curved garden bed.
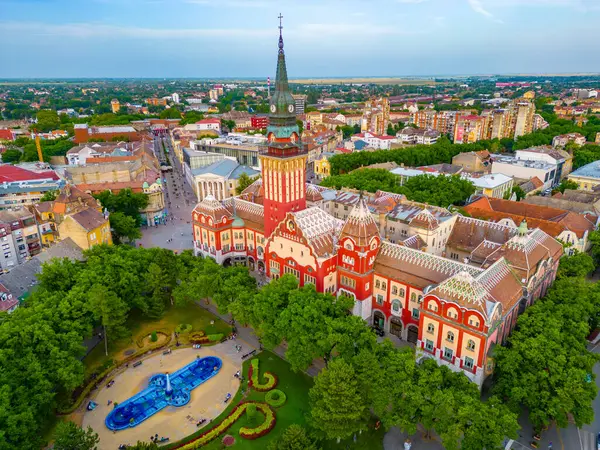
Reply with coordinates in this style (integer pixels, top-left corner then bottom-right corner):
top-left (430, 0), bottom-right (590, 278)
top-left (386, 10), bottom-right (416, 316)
top-left (248, 358), bottom-right (278, 392)
top-left (264, 389), bottom-right (286, 408)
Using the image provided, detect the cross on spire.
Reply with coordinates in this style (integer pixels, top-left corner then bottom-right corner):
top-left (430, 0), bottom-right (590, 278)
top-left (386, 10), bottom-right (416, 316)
top-left (278, 13), bottom-right (284, 51)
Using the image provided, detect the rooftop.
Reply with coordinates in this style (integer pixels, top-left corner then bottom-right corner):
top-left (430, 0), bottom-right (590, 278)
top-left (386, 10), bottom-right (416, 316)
top-left (571, 161), bottom-right (600, 179)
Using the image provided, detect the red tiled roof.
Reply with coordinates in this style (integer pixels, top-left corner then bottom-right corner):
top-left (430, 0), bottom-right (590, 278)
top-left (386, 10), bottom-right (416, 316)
top-left (197, 118), bottom-right (221, 124)
top-left (0, 130), bottom-right (14, 141)
top-left (0, 166), bottom-right (59, 183)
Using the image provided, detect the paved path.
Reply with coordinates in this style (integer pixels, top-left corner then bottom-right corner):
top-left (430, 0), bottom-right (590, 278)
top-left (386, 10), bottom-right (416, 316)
top-left (138, 136), bottom-right (196, 252)
top-left (383, 427), bottom-right (444, 450)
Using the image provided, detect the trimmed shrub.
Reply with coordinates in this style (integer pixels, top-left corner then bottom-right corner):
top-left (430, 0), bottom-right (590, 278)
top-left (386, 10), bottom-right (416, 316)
top-left (150, 331), bottom-right (158, 342)
top-left (174, 402), bottom-right (274, 449)
top-left (246, 403), bottom-right (257, 424)
top-left (239, 404), bottom-right (276, 440)
top-left (207, 333), bottom-right (224, 342)
top-left (264, 389), bottom-right (286, 408)
top-left (176, 323), bottom-right (193, 334)
top-left (248, 358), bottom-right (277, 392)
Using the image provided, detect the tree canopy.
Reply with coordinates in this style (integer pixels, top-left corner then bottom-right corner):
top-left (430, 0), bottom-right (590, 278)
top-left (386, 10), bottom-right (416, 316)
top-left (321, 170), bottom-right (475, 207)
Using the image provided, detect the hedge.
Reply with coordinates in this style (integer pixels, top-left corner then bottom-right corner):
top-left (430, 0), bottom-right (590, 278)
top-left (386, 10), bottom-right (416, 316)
top-left (173, 402), bottom-right (274, 449)
top-left (58, 334), bottom-right (172, 415)
top-left (248, 358), bottom-right (278, 392)
top-left (176, 323), bottom-right (193, 334)
top-left (264, 389), bottom-right (286, 408)
top-left (238, 403), bottom-right (276, 440)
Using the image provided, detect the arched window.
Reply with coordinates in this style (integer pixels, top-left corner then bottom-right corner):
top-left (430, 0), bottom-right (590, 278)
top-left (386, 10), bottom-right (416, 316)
top-left (392, 300), bottom-right (401, 312)
top-left (447, 331), bottom-right (455, 343)
top-left (399, 288), bottom-right (405, 297)
top-left (427, 323), bottom-right (435, 333)
top-left (392, 286), bottom-right (398, 295)
top-left (467, 339), bottom-right (475, 351)
top-left (411, 293), bottom-right (417, 302)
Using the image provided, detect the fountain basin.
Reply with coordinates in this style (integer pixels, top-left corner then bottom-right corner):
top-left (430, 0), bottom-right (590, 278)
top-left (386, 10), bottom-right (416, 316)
top-left (105, 356), bottom-right (222, 430)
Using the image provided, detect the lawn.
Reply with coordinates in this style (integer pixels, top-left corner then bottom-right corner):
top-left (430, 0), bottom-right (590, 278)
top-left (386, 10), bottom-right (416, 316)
top-left (194, 350), bottom-right (313, 449)
top-left (198, 350), bottom-right (384, 449)
top-left (83, 303), bottom-right (231, 376)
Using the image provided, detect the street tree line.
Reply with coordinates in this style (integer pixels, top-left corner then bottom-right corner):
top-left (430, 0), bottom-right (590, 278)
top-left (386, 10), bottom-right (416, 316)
top-left (321, 169), bottom-right (476, 207)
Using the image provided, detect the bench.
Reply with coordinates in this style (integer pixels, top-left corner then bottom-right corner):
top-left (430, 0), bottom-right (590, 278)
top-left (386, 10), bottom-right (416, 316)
top-left (133, 361), bottom-right (143, 368)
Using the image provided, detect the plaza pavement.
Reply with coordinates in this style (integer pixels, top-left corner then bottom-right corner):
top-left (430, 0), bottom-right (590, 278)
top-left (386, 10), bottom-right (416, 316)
top-left (83, 345), bottom-right (245, 449)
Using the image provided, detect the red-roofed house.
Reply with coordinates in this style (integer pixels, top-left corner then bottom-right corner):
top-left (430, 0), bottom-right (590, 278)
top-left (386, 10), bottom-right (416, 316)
top-left (0, 129), bottom-right (15, 142)
top-left (0, 283), bottom-right (18, 313)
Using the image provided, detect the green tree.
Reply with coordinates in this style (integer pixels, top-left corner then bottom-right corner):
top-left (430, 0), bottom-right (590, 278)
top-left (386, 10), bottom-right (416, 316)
top-left (94, 188), bottom-right (149, 226)
top-left (235, 173), bottom-right (260, 194)
top-left (159, 107), bottom-right (182, 119)
top-left (108, 211), bottom-right (141, 244)
top-left (554, 179), bottom-right (579, 194)
top-left (40, 190), bottom-right (59, 202)
top-left (387, 123), bottom-right (395, 136)
top-left (53, 421), bottom-right (99, 450)
top-left (494, 278), bottom-right (599, 429)
top-left (221, 119), bottom-right (236, 131)
top-left (557, 252), bottom-right (595, 279)
top-left (35, 109), bottom-right (60, 132)
top-left (309, 358), bottom-right (368, 441)
top-left (296, 119), bottom-right (304, 135)
top-left (252, 274), bottom-right (298, 348)
top-left (2, 148), bottom-right (22, 163)
top-left (267, 424), bottom-right (320, 450)
top-left (507, 185), bottom-right (526, 201)
top-left (88, 284), bottom-right (129, 356)
top-left (180, 111), bottom-right (205, 126)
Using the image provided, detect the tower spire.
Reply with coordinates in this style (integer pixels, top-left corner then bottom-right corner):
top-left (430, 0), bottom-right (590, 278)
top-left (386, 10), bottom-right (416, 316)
top-left (278, 13), bottom-right (284, 52)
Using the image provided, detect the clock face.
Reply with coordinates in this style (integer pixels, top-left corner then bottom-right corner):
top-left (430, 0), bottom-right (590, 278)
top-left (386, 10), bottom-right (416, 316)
top-left (288, 104), bottom-right (294, 113)
top-left (270, 104), bottom-right (276, 113)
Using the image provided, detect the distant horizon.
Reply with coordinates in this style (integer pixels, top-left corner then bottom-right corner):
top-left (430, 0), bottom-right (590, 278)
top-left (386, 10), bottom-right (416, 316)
top-left (1, 0), bottom-right (600, 78)
top-left (2, 71), bottom-right (600, 83)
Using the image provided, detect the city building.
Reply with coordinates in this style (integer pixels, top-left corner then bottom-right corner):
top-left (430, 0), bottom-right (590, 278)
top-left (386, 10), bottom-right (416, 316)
top-left (568, 161), bottom-right (600, 191)
top-left (189, 158), bottom-right (259, 201)
top-left (0, 283), bottom-right (18, 313)
top-left (221, 111), bottom-right (252, 129)
top-left (65, 154), bottom-right (166, 227)
top-left (397, 127), bottom-right (441, 145)
top-left (190, 138), bottom-right (263, 168)
top-left (0, 208), bottom-right (43, 271)
top-left (452, 151), bottom-right (491, 173)
top-left (491, 156), bottom-right (557, 190)
top-left (0, 129), bottom-right (16, 142)
top-left (292, 94), bottom-right (307, 115)
top-left (454, 115), bottom-right (488, 144)
top-left (251, 115), bottom-right (269, 129)
top-left (515, 146), bottom-right (572, 182)
top-left (146, 97), bottom-right (168, 106)
top-left (111, 99), bottom-right (120, 114)
top-left (73, 124), bottom-right (140, 144)
top-left (313, 152), bottom-right (334, 180)
top-left (183, 118), bottom-right (222, 134)
top-left (190, 24), bottom-right (564, 387)
top-left (464, 197), bottom-right (596, 254)
top-left (361, 97), bottom-right (390, 136)
top-left (552, 133), bottom-right (586, 148)
top-left (0, 164), bottom-right (63, 210)
top-left (352, 132), bottom-right (398, 150)
top-left (66, 141), bottom-right (147, 166)
top-left (172, 93), bottom-right (180, 104)
top-left (513, 100), bottom-right (535, 138)
top-left (58, 207), bottom-right (112, 250)
top-left (469, 173), bottom-right (514, 199)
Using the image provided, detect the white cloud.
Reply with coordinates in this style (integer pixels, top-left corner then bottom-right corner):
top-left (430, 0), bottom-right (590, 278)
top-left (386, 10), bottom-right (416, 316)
top-left (467, 0), bottom-right (504, 22)
top-left (0, 21), bottom-right (273, 39)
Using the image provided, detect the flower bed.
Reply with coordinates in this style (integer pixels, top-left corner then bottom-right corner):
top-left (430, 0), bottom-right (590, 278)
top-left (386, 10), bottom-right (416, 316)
top-left (239, 403), bottom-right (276, 440)
top-left (176, 323), bottom-right (193, 334)
top-left (135, 328), bottom-right (170, 348)
top-left (248, 358), bottom-right (278, 392)
top-left (173, 402), bottom-right (274, 449)
top-left (264, 389), bottom-right (286, 408)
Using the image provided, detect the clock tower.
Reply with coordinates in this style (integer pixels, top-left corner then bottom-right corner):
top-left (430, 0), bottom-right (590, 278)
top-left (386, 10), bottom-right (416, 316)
top-left (261, 14), bottom-right (307, 237)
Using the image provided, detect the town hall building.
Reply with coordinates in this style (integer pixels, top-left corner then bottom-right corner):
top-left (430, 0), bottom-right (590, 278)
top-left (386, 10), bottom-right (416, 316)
top-left (191, 22), bottom-right (563, 387)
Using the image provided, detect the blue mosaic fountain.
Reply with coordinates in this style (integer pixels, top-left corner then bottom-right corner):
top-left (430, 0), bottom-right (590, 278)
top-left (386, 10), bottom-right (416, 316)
top-left (105, 356), bottom-right (222, 431)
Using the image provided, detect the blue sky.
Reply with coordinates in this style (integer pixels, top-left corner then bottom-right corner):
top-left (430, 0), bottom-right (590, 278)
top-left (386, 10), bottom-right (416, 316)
top-left (0, 0), bottom-right (599, 78)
